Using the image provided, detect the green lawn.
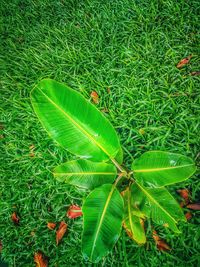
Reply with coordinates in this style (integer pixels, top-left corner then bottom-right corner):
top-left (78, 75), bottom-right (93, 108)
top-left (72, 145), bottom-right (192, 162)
top-left (0, 0), bottom-right (200, 266)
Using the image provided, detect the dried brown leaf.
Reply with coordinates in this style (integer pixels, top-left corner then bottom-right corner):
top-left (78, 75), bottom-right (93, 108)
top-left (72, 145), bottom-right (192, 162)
top-left (67, 205), bottom-right (82, 219)
top-left (47, 222), bottom-right (56, 230)
top-left (185, 212), bottom-right (192, 221)
top-left (176, 55), bottom-right (192, 68)
top-left (177, 189), bottom-right (190, 206)
top-left (190, 71), bottom-right (200, 76)
top-left (90, 91), bottom-right (99, 104)
top-left (152, 230), bottom-right (171, 251)
top-left (34, 251), bottom-right (48, 267)
top-left (56, 221), bottom-right (67, 245)
top-left (157, 240), bottom-right (171, 251)
top-left (11, 212), bottom-right (20, 225)
top-left (187, 203), bottom-right (200, 210)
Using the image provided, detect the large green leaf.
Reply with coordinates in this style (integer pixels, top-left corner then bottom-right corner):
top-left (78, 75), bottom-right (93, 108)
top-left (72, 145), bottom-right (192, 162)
top-left (31, 79), bottom-right (122, 162)
top-left (122, 187), bottom-right (146, 244)
top-left (82, 184), bottom-right (124, 263)
top-left (132, 151), bottom-right (196, 187)
top-left (131, 183), bottom-right (185, 233)
top-left (53, 159), bottom-right (117, 190)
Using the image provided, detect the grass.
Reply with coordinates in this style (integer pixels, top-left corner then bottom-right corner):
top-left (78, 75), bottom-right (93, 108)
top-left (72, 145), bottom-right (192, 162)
top-left (0, 0), bottom-right (200, 266)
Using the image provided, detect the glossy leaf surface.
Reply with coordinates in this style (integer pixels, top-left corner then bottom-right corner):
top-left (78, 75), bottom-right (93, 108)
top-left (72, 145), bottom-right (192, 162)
top-left (122, 188), bottom-right (146, 244)
top-left (31, 79), bottom-right (121, 162)
top-left (132, 151), bottom-right (196, 187)
top-left (82, 184), bottom-right (124, 263)
top-left (54, 159), bottom-right (117, 190)
top-left (131, 183), bottom-right (185, 233)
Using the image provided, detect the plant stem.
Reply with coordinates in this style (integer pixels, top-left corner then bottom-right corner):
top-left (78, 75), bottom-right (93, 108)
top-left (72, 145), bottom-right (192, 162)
top-left (111, 158), bottom-right (127, 175)
top-left (114, 173), bottom-right (125, 186)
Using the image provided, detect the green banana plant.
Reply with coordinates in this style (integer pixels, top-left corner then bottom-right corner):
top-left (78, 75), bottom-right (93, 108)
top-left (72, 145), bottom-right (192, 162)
top-left (31, 79), bottom-right (196, 263)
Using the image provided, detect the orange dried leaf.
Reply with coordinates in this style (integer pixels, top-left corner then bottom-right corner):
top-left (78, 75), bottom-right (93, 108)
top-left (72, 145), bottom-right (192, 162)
top-left (90, 91), bottom-right (99, 104)
top-left (152, 230), bottom-right (170, 251)
top-left (176, 55), bottom-right (192, 68)
top-left (157, 240), bottom-right (171, 251)
top-left (56, 221), bottom-right (67, 245)
top-left (187, 203), bottom-right (200, 210)
top-left (177, 189), bottom-right (189, 200)
top-left (47, 222), bottom-right (56, 230)
top-left (11, 212), bottom-right (20, 225)
top-left (67, 205), bottom-right (82, 219)
top-left (34, 252), bottom-right (48, 267)
top-left (185, 212), bottom-right (192, 221)
top-left (177, 189), bottom-right (190, 205)
top-left (152, 230), bottom-right (160, 242)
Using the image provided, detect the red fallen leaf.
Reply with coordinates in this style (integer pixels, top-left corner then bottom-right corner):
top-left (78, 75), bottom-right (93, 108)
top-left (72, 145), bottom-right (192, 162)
top-left (177, 189), bottom-right (190, 206)
top-left (47, 222), bottom-right (56, 230)
top-left (157, 240), bottom-right (171, 251)
top-left (90, 91), bottom-right (99, 104)
top-left (185, 212), bottom-right (192, 221)
top-left (0, 241), bottom-right (2, 252)
top-left (11, 212), bottom-right (20, 225)
top-left (152, 230), bottom-right (160, 242)
top-left (187, 203), bottom-right (200, 210)
top-left (152, 230), bottom-right (170, 251)
top-left (56, 221), bottom-right (67, 245)
top-left (176, 55), bottom-right (192, 68)
top-left (34, 251), bottom-right (48, 267)
top-left (67, 205), bottom-right (82, 219)
top-left (190, 71), bottom-right (200, 76)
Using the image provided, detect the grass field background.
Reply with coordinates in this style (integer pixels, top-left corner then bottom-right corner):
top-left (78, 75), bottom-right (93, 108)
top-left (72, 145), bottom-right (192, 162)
top-left (0, 0), bottom-right (200, 266)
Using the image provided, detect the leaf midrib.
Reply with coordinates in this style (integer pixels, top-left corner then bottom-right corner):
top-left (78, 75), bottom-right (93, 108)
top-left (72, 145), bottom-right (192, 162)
top-left (127, 188), bottom-right (134, 239)
top-left (54, 172), bottom-right (116, 176)
top-left (136, 183), bottom-right (177, 224)
top-left (90, 185), bottom-right (115, 260)
top-left (37, 87), bottom-right (111, 158)
top-left (134, 163), bottom-right (194, 173)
